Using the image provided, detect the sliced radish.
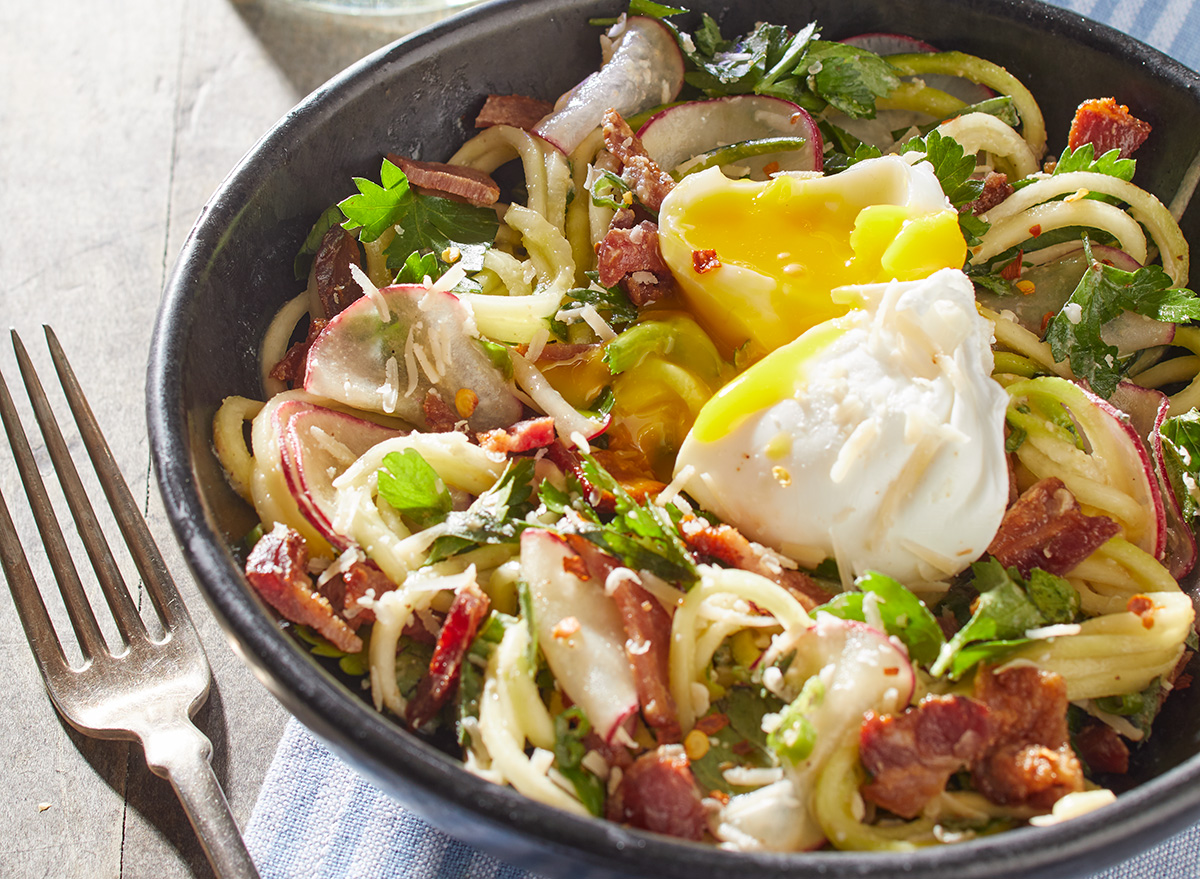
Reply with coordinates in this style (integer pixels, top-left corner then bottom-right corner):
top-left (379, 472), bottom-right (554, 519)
top-left (637, 96), bottom-right (822, 178)
top-left (534, 16), bottom-right (684, 157)
top-left (1110, 383), bottom-right (1197, 577)
top-left (304, 284), bottom-right (523, 432)
top-left (519, 529), bottom-right (639, 743)
top-left (717, 615), bottom-right (913, 852)
top-left (275, 400), bottom-right (404, 548)
top-left (841, 33), bottom-right (993, 104)
top-left (976, 246), bottom-right (1173, 356)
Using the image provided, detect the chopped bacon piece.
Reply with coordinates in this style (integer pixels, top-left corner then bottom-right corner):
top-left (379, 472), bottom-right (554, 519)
top-left (962, 171), bottom-right (1013, 216)
top-left (681, 520), bottom-right (832, 611)
top-left (1068, 97), bottom-right (1152, 160)
top-left (601, 109), bottom-right (676, 213)
top-left (970, 665), bottom-right (1084, 808)
top-left (269, 317), bottom-right (327, 387)
top-left (245, 523), bottom-right (363, 653)
top-left (314, 225), bottom-right (364, 317)
top-left (694, 713), bottom-right (729, 736)
top-left (859, 695), bottom-right (993, 819)
top-left (606, 746), bottom-right (707, 840)
top-left (1074, 720), bottom-right (1130, 775)
top-left (477, 415), bottom-right (556, 454)
top-left (474, 93), bottom-right (554, 131)
top-left (986, 477), bottom-right (1120, 577)
top-left (406, 581), bottom-right (491, 729)
top-left (563, 534), bottom-right (681, 743)
top-left (596, 220), bottom-right (679, 308)
top-left (387, 154), bottom-right (500, 206)
top-left (338, 558), bottom-right (398, 626)
top-left (422, 388), bottom-right (461, 433)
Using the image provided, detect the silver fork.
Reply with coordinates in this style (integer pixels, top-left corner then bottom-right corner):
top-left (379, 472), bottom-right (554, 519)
top-left (0, 327), bottom-right (259, 879)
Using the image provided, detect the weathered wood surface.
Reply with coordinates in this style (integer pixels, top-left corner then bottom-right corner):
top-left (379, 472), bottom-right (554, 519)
top-left (0, 1), bottom-right (436, 875)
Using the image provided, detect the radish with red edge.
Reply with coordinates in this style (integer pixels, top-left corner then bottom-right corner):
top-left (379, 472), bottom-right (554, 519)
top-left (716, 614), bottom-right (914, 852)
top-left (977, 245), bottom-right (1174, 355)
top-left (1110, 382), bottom-right (1197, 577)
top-left (519, 529), bottom-right (639, 744)
top-left (637, 96), bottom-right (822, 178)
top-left (533, 16), bottom-right (684, 157)
top-left (276, 400), bottom-right (404, 549)
top-left (841, 33), bottom-right (994, 104)
top-left (305, 284), bottom-right (523, 432)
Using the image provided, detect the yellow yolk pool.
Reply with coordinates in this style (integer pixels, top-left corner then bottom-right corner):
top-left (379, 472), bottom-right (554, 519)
top-left (657, 157), bottom-right (967, 360)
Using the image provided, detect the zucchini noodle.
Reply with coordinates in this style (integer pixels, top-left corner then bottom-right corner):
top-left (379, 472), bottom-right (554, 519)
top-left (935, 112), bottom-right (1039, 179)
top-left (212, 395), bottom-right (264, 503)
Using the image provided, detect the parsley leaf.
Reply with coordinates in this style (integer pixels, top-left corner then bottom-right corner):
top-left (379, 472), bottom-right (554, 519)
top-left (793, 41), bottom-right (900, 119)
top-left (817, 571), bottom-right (945, 667)
top-left (425, 458), bottom-right (539, 563)
top-left (1159, 408), bottom-right (1200, 522)
top-left (573, 454), bottom-right (698, 585)
top-left (1045, 238), bottom-right (1200, 398)
top-left (899, 130), bottom-right (984, 207)
top-left (553, 708), bottom-right (606, 815)
top-left (376, 449), bottom-right (453, 529)
top-left (1014, 143), bottom-right (1135, 193)
top-left (338, 158), bottom-right (498, 274)
top-left (930, 559), bottom-right (1076, 679)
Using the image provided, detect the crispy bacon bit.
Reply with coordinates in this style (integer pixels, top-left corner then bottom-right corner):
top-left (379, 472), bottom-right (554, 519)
top-left (269, 317), bottom-right (327, 387)
top-left (476, 415), bottom-right (556, 454)
top-left (1068, 97), bottom-right (1152, 160)
top-left (474, 93), bottom-right (554, 131)
top-left (1127, 594), bottom-right (1157, 628)
top-left (422, 388), bottom-right (461, 433)
top-left (860, 695), bottom-right (993, 819)
top-left (962, 171), bottom-right (1014, 216)
top-left (563, 534), bottom-right (681, 743)
top-left (245, 523), bottom-right (363, 654)
top-left (970, 665), bottom-right (1084, 808)
top-left (682, 520), bottom-right (832, 611)
top-left (692, 249), bottom-right (720, 274)
top-left (606, 746), bottom-right (707, 840)
top-left (986, 477), bottom-right (1120, 577)
top-left (314, 226), bottom-right (365, 318)
top-left (387, 154), bottom-right (500, 206)
top-left (336, 558), bottom-right (398, 626)
top-left (601, 109), bottom-right (676, 213)
top-left (596, 220), bottom-right (679, 308)
top-left (999, 249), bottom-right (1024, 281)
top-left (1074, 720), bottom-right (1130, 775)
top-left (406, 581), bottom-right (491, 729)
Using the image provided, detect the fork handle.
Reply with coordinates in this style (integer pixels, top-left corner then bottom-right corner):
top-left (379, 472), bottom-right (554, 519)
top-left (143, 722), bottom-right (262, 879)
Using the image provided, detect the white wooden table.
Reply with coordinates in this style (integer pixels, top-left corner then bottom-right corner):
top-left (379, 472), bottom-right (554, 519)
top-left (0, 1), bottom-right (451, 874)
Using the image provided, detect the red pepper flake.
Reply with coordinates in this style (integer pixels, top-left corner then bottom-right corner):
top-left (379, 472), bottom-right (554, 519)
top-left (1029, 224), bottom-right (1043, 237)
top-left (1040, 311), bottom-right (1056, 334)
top-left (562, 554), bottom-right (590, 581)
top-left (709, 790), bottom-right (731, 805)
top-left (694, 713), bottom-right (730, 735)
top-left (692, 249), bottom-right (721, 274)
top-left (762, 161), bottom-right (781, 176)
top-left (1127, 594), bottom-right (1157, 629)
top-left (883, 667), bottom-right (900, 676)
top-left (553, 616), bottom-right (581, 640)
top-left (999, 250), bottom-right (1023, 281)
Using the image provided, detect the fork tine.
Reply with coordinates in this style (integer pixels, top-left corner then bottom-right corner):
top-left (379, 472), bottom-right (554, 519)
top-left (0, 466), bottom-right (71, 676)
top-left (0, 350), bottom-right (108, 661)
top-left (42, 326), bottom-right (192, 633)
top-left (10, 329), bottom-right (147, 649)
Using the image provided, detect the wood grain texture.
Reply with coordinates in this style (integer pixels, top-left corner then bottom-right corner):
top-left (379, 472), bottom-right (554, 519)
top-left (0, 0), bottom-right (429, 875)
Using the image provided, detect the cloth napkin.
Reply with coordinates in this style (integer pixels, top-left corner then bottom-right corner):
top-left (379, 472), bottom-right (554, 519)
top-left (245, 2), bottom-right (1200, 877)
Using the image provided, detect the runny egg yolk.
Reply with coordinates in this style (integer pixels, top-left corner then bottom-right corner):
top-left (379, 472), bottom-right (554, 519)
top-left (657, 158), bottom-right (967, 360)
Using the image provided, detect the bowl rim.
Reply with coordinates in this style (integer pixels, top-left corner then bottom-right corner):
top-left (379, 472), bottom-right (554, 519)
top-left (148, 1), bottom-right (1200, 876)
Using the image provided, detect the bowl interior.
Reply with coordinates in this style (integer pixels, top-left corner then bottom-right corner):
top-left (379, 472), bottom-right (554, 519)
top-left (149, 1), bottom-right (1200, 876)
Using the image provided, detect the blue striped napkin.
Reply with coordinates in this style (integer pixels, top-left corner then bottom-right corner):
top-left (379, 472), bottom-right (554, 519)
top-left (244, 2), bottom-right (1200, 876)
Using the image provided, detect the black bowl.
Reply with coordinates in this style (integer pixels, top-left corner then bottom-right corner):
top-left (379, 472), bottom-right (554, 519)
top-left (148, 1), bottom-right (1200, 876)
